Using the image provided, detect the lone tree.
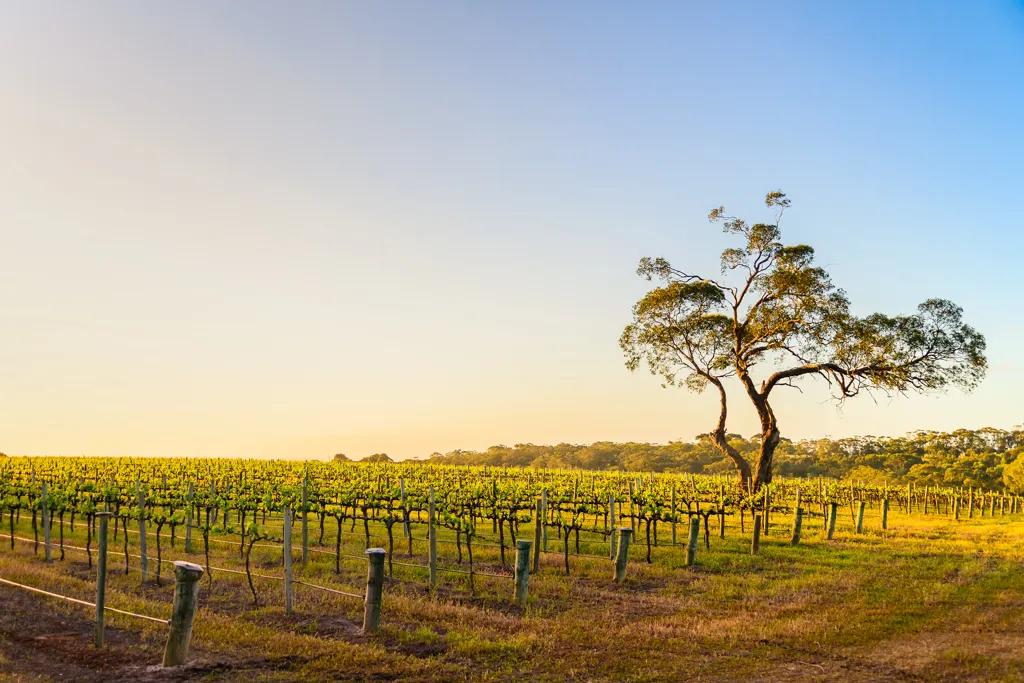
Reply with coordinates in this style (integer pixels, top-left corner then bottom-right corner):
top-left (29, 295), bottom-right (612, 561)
top-left (621, 191), bottom-right (986, 491)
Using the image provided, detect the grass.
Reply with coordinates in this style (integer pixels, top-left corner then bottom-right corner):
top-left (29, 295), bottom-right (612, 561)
top-left (1, 502), bottom-right (1023, 681)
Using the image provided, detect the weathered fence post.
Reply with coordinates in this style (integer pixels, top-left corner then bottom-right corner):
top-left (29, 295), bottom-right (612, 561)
top-left (162, 561), bottom-right (204, 667)
top-left (283, 506), bottom-right (293, 614)
top-left (42, 482), bottom-right (52, 563)
top-left (627, 480), bottom-right (636, 533)
top-left (514, 539), bottom-right (531, 607)
top-left (790, 507), bottom-right (803, 546)
top-left (532, 497), bottom-right (542, 573)
top-left (751, 515), bottom-right (761, 555)
top-left (541, 489), bottom-right (548, 552)
top-left (855, 501), bottom-right (866, 534)
top-left (428, 487), bottom-right (437, 589)
top-left (613, 527), bottom-right (632, 583)
top-left (399, 478), bottom-right (410, 540)
top-left (718, 484), bottom-right (726, 539)
top-left (685, 516), bottom-right (700, 567)
top-left (363, 548), bottom-right (386, 633)
top-left (881, 498), bottom-right (889, 530)
top-left (608, 496), bottom-right (617, 560)
top-left (301, 473), bottom-right (309, 567)
top-left (670, 485), bottom-right (678, 545)
top-left (826, 502), bottom-right (838, 540)
top-left (184, 483), bottom-right (194, 554)
top-left (137, 480), bottom-right (149, 583)
top-left (94, 511), bottom-right (112, 647)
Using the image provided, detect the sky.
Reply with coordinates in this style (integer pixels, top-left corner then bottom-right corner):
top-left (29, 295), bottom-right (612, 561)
top-left (1, 1), bottom-right (1023, 459)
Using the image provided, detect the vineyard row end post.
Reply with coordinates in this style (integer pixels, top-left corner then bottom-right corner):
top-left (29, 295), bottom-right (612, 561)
top-left (613, 527), bottom-right (632, 583)
top-left (363, 548), bottom-right (386, 632)
top-left (94, 511), bottom-right (112, 648)
top-left (283, 506), bottom-right (294, 614)
top-left (162, 561), bottom-right (204, 667)
top-left (514, 539), bottom-right (531, 607)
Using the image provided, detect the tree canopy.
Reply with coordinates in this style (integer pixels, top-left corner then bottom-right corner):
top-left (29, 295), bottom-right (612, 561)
top-left (621, 191), bottom-right (987, 490)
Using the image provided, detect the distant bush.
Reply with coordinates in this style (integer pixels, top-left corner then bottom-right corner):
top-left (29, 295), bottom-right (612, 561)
top-left (361, 453), bottom-right (393, 463)
top-left (1002, 454), bottom-right (1024, 494)
top-left (333, 453), bottom-right (350, 462)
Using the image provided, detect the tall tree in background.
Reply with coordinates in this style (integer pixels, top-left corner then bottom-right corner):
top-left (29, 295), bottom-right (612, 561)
top-left (621, 191), bottom-right (987, 491)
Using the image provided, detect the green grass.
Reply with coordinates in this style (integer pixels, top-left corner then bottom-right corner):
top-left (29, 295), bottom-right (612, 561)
top-left (1, 505), bottom-right (1024, 681)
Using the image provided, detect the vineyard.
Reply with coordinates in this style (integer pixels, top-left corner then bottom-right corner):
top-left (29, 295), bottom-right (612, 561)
top-left (2, 457), bottom-right (1024, 682)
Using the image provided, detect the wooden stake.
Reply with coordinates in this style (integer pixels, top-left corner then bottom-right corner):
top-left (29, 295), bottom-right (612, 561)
top-left (162, 561), bottom-right (204, 666)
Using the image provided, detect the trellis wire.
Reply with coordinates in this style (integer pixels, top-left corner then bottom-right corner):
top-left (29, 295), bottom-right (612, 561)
top-left (0, 575), bottom-right (168, 625)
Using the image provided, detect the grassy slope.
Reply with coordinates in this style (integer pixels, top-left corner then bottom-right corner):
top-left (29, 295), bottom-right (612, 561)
top-left (0, 503), bottom-right (1022, 682)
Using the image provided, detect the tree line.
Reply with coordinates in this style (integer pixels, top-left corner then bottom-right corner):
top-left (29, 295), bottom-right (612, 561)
top-left (424, 426), bottom-right (1024, 492)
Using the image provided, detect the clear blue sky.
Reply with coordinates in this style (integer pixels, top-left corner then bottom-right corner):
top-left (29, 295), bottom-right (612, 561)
top-left (1, 2), bottom-right (1022, 458)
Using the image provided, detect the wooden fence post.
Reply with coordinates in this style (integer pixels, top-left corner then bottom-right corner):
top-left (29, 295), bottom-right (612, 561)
top-left (514, 539), bottom-right (531, 607)
top-left (532, 497), bottom-right (542, 574)
top-left (613, 528), bottom-right (632, 583)
top-left (137, 480), bottom-right (149, 583)
top-left (826, 502), bottom-right (838, 540)
top-left (670, 485), bottom-right (678, 545)
top-left (301, 474), bottom-right (309, 567)
top-left (685, 516), bottom-right (700, 567)
top-left (399, 479), bottom-right (410, 540)
top-left (283, 506), bottom-right (293, 614)
top-left (790, 508), bottom-right (803, 546)
top-left (855, 501), bottom-right (866, 534)
top-left (42, 483), bottom-right (52, 563)
top-left (162, 561), bottom-right (204, 666)
top-left (428, 487), bottom-right (437, 589)
top-left (541, 489), bottom-right (548, 552)
top-left (751, 515), bottom-right (761, 555)
top-left (627, 481), bottom-right (636, 533)
top-left (94, 511), bottom-right (112, 647)
top-left (718, 485), bottom-right (726, 539)
top-left (363, 548), bottom-right (386, 633)
top-left (881, 498), bottom-right (889, 530)
top-left (608, 496), bottom-right (617, 561)
top-left (185, 483), bottom-right (194, 554)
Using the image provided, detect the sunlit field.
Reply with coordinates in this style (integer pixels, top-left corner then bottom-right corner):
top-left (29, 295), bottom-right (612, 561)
top-left (1, 458), bottom-right (1022, 682)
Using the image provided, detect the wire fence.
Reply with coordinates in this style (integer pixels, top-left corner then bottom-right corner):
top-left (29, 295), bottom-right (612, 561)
top-left (117, 524), bottom-right (520, 579)
top-left (0, 531), bottom-right (369, 600)
top-left (4, 508), bottom-right (620, 613)
top-left (0, 575), bottom-right (169, 624)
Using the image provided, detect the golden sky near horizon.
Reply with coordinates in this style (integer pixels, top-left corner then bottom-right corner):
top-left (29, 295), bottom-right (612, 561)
top-left (2, 4), bottom-right (1022, 459)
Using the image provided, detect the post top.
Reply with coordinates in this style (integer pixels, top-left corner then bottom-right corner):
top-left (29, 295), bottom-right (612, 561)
top-left (618, 526), bottom-right (634, 533)
top-left (365, 547), bottom-right (386, 555)
top-left (173, 560), bottom-right (205, 575)
top-left (94, 511), bottom-right (113, 517)
top-left (516, 539), bottom-right (532, 548)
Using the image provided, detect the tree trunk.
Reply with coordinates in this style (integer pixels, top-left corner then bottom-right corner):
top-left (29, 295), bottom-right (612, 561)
top-left (753, 424), bottom-right (780, 490)
top-left (707, 377), bottom-right (752, 490)
top-left (739, 369), bottom-right (779, 492)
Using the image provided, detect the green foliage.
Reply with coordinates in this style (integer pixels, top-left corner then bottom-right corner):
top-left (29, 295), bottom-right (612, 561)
top-left (429, 427), bottom-right (1023, 489)
top-left (1002, 451), bottom-right (1024, 494)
